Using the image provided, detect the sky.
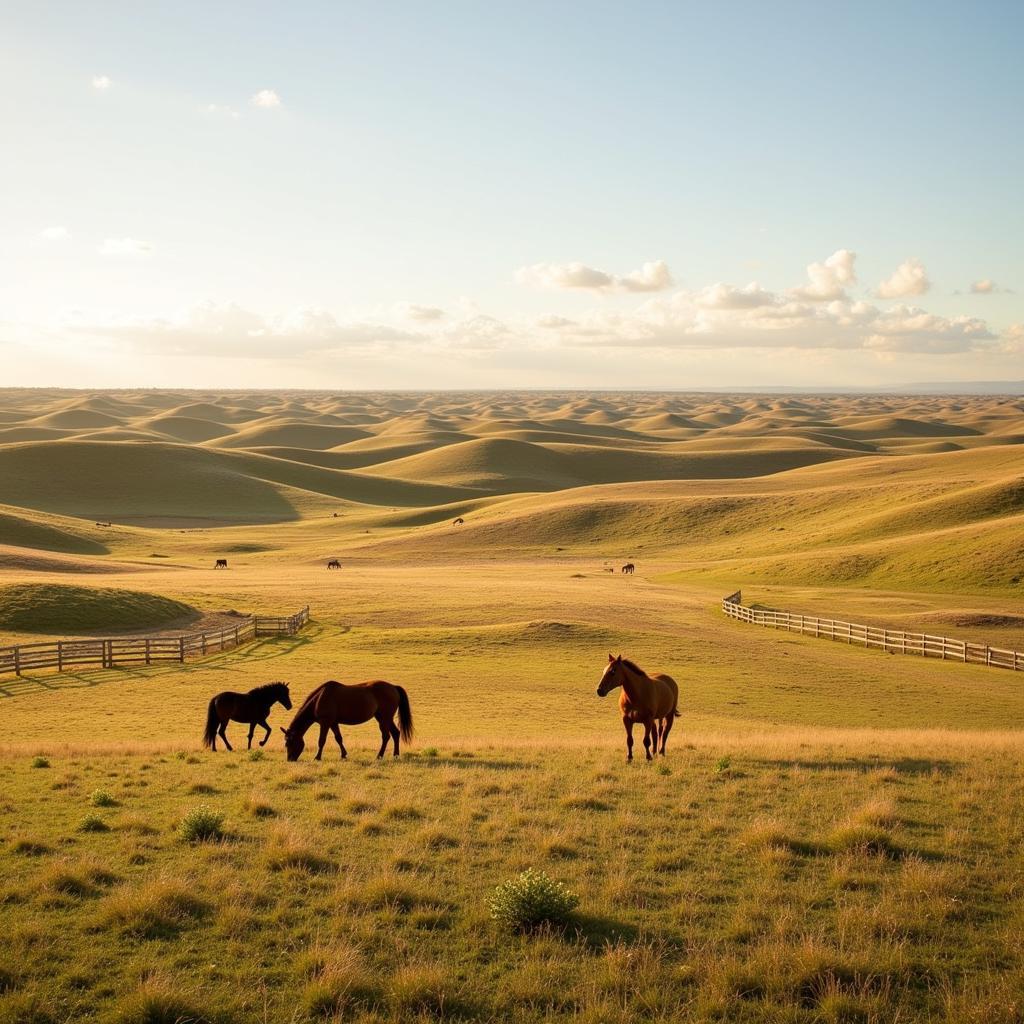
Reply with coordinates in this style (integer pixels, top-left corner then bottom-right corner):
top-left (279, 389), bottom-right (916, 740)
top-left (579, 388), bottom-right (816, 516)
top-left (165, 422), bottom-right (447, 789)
top-left (2, 0), bottom-right (1023, 390)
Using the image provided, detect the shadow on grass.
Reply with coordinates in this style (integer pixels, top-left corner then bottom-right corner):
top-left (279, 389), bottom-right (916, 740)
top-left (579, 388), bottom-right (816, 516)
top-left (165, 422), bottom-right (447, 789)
top-left (571, 912), bottom-right (640, 947)
top-left (393, 755), bottom-right (527, 772)
top-left (750, 757), bottom-right (958, 777)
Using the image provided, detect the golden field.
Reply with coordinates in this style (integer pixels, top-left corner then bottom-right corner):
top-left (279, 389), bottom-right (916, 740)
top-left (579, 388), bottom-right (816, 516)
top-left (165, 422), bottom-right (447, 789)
top-left (1, 388), bottom-right (1023, 1023)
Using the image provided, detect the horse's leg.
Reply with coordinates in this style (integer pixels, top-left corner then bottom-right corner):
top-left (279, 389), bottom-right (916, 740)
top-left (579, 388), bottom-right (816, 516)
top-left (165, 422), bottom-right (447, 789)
top-left (389, 721), bottom-right (401, 757)
top-left (622, 716), bottom-right (634, 762)
top-left (642, 720), bottom-right (654, 760)
top-left (219, 721), bottom-right (233, 752)
top-left (259, 719), bottom-right (271, 746)
top-left (247, 722), bottom-right (256, 750)
top-left (330, 724), bottom-right (347, 759)
top-left (660, 714), bottom-right (675, 754)
top-left (314, 723), bottom-right (328, 760)
top-left (375, 717), bottom-right (390, 759)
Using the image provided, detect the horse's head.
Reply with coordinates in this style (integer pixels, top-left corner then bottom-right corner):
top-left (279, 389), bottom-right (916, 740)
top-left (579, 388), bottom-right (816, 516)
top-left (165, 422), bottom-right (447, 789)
top-left (596, 654), bottom-right (624, 697)
top-left (280, 726), bottom-right (304, 761)
top-left (274, 682), bottom-right (293, 711)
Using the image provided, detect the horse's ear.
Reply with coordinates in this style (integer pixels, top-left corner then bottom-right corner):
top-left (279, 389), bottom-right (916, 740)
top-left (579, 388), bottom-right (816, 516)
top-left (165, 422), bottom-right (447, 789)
top-left (615, 654), bottom-right (622, 663)
top-left (608, 653), bottom-right (615, 662)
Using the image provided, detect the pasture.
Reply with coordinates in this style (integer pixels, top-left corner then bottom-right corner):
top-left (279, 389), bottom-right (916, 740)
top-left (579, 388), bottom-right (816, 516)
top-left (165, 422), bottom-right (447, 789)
top-left (1, 389), bottom-right (1023, 1022)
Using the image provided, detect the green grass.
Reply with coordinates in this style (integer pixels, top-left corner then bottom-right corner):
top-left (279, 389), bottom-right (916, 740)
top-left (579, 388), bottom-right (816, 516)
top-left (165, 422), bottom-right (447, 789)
top-left (0, 583), bottom-right (194, 634)
top-left (1, 741), bottom-right (1022, 1022)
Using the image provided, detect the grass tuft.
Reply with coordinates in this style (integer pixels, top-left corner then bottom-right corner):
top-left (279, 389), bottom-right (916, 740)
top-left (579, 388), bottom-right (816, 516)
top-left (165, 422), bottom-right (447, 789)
top-left (177, 805), bottom-right (225, 843)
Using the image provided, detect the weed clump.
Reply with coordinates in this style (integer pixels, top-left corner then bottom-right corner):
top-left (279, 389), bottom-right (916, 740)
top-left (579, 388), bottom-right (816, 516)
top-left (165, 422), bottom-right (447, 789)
top-left (78, 814), bottom-right (110, 833)
top-left (488, 868), bottom-right (579, 932)
top-left (247, 749), bottom-right (265, 762)
top-left (177, 805), bottom-right (225, 843)
top-left (90, 789), bottom-right (116, 808)
top-left (30, 756), bottom-right (49, 769)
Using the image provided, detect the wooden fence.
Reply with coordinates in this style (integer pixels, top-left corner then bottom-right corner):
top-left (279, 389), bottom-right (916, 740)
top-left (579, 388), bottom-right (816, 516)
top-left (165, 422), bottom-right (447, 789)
top-left (0, 606), bottom-right (310, 678)
top-left (722, 591), bottom-right (1024, 672)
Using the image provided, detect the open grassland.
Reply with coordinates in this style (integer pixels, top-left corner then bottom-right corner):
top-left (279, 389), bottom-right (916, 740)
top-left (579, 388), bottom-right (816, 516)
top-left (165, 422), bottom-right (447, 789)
top-left (0, 389), bottom-right (1023, 1022)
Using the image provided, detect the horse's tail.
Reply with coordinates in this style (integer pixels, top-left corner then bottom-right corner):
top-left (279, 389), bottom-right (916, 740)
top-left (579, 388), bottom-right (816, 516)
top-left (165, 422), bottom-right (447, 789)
top-left (396, 685), bottom-right (414, 744)
top-left (202, 697), bottom-right (220, 750)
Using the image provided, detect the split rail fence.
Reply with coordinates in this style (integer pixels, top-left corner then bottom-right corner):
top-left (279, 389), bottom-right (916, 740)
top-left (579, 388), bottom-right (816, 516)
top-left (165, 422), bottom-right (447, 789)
top-left (722, 591), bottom-right (1023, 672)
top-left (0, 606), bottom-right (310, 678)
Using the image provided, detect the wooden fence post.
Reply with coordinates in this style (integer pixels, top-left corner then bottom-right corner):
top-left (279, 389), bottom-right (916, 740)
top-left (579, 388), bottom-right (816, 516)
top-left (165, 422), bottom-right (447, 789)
top-left (179, 637), bottom-right (185, 663)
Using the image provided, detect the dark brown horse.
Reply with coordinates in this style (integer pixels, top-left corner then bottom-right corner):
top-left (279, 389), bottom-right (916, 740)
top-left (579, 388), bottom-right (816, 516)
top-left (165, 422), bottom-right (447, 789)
top-left (214, 558), bottom-right (228, 569)
top-left (596, 655), bottom-right (679, 760)
top-left (621, 563), bottom-right (635, 574)
top-left (326, 559), bottom-right (341, 569)
top-left (280, 680), bottom-right (413, 761)
top-left (203, 682), bottom-right (292, 751)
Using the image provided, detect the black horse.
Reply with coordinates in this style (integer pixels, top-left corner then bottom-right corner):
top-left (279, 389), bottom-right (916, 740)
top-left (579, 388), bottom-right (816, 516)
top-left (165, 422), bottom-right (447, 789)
top-left (203, 682), bottom-right (292, 751)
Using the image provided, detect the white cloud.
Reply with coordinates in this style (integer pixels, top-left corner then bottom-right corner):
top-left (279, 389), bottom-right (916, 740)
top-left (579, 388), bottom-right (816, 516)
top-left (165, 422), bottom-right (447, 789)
top-left (98, 238), bottom-right (152, 256)
top-left (877, 258), bottom-right (931, 298)
top-left (619, 260), bottom-right (674, 293)
top-left (92, 75), bottom-right (112, 90)
top-left (251, 89), bottom-right (282, 109)
top-left (789, 249), bottom-right (857, 302)
top-left (696, 282), bottom-right (775, 310)
top-left (515, 259), bottom-right (673, 293)
top-left (205, 103), bottom-right (240, 119)
top-left (39, 226), bottom-right (71, 242)
top-left (969, 279), bottom-right (1012, 295)
top-left (400, 303), bottom-right (445, 322)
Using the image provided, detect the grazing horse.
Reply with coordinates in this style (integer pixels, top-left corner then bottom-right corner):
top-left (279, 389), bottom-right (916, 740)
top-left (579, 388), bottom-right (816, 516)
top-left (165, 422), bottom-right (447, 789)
top-left (281, 679), bottom-right (413, 761)
top-left (327, 559), bottom-right (341, 570)
top-left (453, 517), bottom-right (464, 526)
top-left (596, 654), bottom-right (679, 761)
top-left (203, 682), bottom-right (292, 751)
top-left (621, 563), bottom-right (635, 574)
top-left (214, 558), bottom-right (228, 569)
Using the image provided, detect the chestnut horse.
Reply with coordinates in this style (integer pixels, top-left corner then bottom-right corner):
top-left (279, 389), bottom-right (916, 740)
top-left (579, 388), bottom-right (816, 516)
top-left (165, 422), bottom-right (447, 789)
top-left (280, 679), bottom-right (413, 761)
top-left (203, 682), bottom-right (292, 751)
top-left (596, 654), bottom-right (679, 760)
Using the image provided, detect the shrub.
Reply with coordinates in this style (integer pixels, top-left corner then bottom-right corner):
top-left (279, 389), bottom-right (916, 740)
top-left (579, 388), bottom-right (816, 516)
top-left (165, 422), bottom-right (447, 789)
top-left (90, 789), bottom-right (116, 808)
top-left (488, 868), bottom-right (579, 932)
top-left (78, 814), bottom-right (110, 833)
top-left (422, 747), bottom-right (439, 758)
top-left (714, 755), bottom-right (732, 774)
top-left (177, 805), bottom-right (225, 843)
top-left (247, 749), bottom-right (265, 762)
top-left (30, 756), bottom-right (49, 769)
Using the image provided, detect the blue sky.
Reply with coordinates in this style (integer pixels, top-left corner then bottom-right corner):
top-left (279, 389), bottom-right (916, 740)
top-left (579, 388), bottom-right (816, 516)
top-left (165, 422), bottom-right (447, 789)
top-left (2, 1), bottom-right (1022, 387)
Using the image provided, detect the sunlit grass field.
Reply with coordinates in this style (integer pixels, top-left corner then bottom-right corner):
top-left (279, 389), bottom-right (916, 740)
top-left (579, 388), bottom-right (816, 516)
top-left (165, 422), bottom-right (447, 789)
top-left (1, 391), bottom-right (1023, 1022)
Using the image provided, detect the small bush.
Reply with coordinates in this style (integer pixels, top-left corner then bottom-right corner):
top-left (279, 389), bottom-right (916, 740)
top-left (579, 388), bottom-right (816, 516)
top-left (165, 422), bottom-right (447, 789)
top-left (78, 814), bottom-right (110, 833)
top-left (714, 755), bottom-right (732, 774)
top-left (177, 805), bottom-right (225, 843)
top-left (488, 868), bottom-right (579, 932)
top-left (90, 789), bottom-right (116, 808)
top-left (247, 749), bottom-right (265, 762)
top-left (422, 747), bottom-right (439, 758)
top-left (30, 756), bottom-right (49, 769)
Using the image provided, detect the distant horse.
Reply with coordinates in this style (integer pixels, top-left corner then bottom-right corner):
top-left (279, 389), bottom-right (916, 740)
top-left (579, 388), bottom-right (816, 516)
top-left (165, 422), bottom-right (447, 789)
top-left (327, 559), bottom-right (341, 570)
top-left (95, 521), bottom-right (112, 527)
top-left (596, 654), bottom-right (679, 761)
top-left (622, 563), bottom-right (635, 574)
top-left (453, 517), bottom-right (464, 526)
top-left (281, 679), bottom-right (413, 761)
top-left (214, 558), bottom-right (228, 569)
top-left (203, 682), bottom-right (292, 751)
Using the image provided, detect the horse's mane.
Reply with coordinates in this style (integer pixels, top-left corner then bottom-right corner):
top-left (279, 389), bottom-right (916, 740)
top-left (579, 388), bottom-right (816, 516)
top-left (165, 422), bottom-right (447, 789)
top-left (619, 658), bottom-right (647, 677)
top-left (285, 680), bottom-right (335, 730)
top-left (249, 681), bottom-right (288, 698)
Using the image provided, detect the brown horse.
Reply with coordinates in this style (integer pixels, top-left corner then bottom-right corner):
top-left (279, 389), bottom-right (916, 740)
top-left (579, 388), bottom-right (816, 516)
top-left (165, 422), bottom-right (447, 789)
top-left (203, 682), bottom-right (292, 751)
top-left (596, 654), bottom-right (679, 761)
top-left (621, 563), bottom-right (635, 574)
top-left (280, 680), bottom-right (413, 761)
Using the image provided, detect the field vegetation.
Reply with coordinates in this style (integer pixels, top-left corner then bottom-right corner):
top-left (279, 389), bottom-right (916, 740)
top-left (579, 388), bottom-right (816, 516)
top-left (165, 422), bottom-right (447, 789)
top-left (0, 389), bottom-right (1022, 1022)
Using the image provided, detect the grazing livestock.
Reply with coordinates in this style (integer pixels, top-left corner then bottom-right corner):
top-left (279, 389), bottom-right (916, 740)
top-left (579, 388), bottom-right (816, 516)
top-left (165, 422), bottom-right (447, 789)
top-left (214, 559), bottom-right (228, 569)
top-left (453, 517), bottom-right (464, 525)
top-left (281, 679), bottom-right (413, 761)
top-left (327, 559), bottom-right (341, 570)
top-left (203, 682), bottom-right (292, 751)
top-left (622, 563), bottom-right (635, 574)
top-left (596, 654), bottom-right (679, 761)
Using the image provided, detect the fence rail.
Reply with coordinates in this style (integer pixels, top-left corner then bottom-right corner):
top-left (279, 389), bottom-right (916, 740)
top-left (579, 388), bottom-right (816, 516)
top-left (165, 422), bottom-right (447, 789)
top-left (722, 591), bottom-right (1023, 671)
top-left (0, 605), bottom-right (310, 678)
